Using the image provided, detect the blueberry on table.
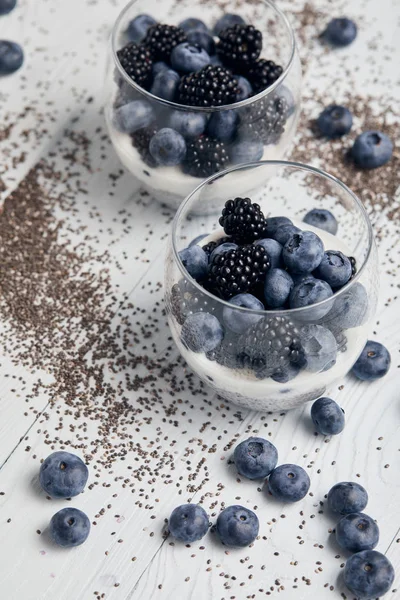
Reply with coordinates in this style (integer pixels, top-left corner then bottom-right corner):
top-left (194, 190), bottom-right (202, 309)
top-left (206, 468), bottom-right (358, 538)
top-left (230, 138), bottom-right (264, 164)
top-left (216, 505), bottom-right (259, 547)
top-left (233, 437), bottom-right (278, 480)
top-left (344, 550), bottom-right (395, 600)
top-left (50, 508), bottom-right (90, 548)
top-left (255, 238), bottom-right (283, 269)
top-left (127, 14), bottom-right (157, 43)
top-left (168, 504), bottom-right (209, 542)
top-left (222, 293), bottom-right (264, 334)
top-left (150, 69), bottom-right (180, 101)
top-left (39, 451), bottom-right (89, 498)
top-left (352, 340), bottom-right (391, 381)
top-left (114, 100), bottom-right (154, 134)
top-left (351, 131), bottom-right (393, 169)
top-left (171, 42), bottom-right (210, 73)
top-left (149, 128), bottom-right (186, 166)
top-left (314, 250), bottom-right (352, 288)
top-left (0, 0), bottom-right (17, 16)
top-left (336, 512), bottom-right (379, 553)
top-left (303, 208), bottom-right (338, 235)
top-left (179, 18), bottom-right (208, 34)
top-left (283, 231), bottom-right (325, 274)
top-left (0, 40), bottom-right (23, 74)
top-left (167, 110), bottom-right (207, 139)
top-left (235, 75), bottom-right (253, 101)
top-left (213, 13), bottom-right (246, 36)
top-left (178, 245), bottom-right (208, 281)
top-left (207, 110), bottom-right (239, 143)
top-left (300, 324), bottom-right (337, 372)
top-left (316, 105), bottom-right (353, 138)
top-left (272, 224), bottom-right (301, 246)
top-left (311, 397), bottom-right (345, 435)
top-left (187, 29), bottom-right (216, 56)
top-left (264, 268), bottom-right (294, 308)
top-left (181, 312), bottom-right (224, 353)
top-left (209, 242), bottom-right (238, 263)
top-left (323, 18), bottom-right (358, 47)
top-left (328, 482), bottom-right (368, 515)
top-left (268, 464), bottom-right (310, 503)
top-left (264, 216), bottom-right (292, 238)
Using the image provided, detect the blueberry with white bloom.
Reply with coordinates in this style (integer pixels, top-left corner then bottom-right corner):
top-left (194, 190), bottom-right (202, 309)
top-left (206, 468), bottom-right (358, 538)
top-left (283, 231), bottom-right (324, 274)
top-left (181, 312), bottom-right (224, 353)
top-left (233, 437), bottom-right (278, 480)
top-left (336, 513), bottom-right (379, 553)
top-left (223, 293), bottom-right (264, 334)
top-left (323, 18), bottom-right (357, 46)
top-left (351, 340), bottom-right (391, 381)
top-left (264, 269), bottom-right (294, 308)
top-left (207, 110), bottom-right (239, 142)
top-left (344, 551), bottom-right (394, 600)
top-left (39, 451), bottom-right (89, 498)
top-left (171, 43), bottom-right (210, 73)
top-left (255, 238), bottom-right (283, 269)
top-left (316, 105), bottom-right (353, 138)
top-left (314, 250), bottom-right (352, 288)
top-left (311, 397), bottom-right (345, 435)
top-left (168, 110), bottom-right (207, 139)
top-left (150, 69), bottom-right (180, 101)
top-left (149, 128), bottom-right (186, 166)
top-left (168, 504), bottom-right (209, 542)
top-left (216, 505), bottom-right (259, 547)
top-left (351, 131), bottom-right (393, 169)
top-left (179, 245), bottom-right (208, 281)
top-left (268, 464), bottom-right (310, 502)
top-left (50, 508), bottom-right (90, 548)
top-left (328, 482), bottom-right (368, 515)
top-left (114, 100), bottom-right (154, 134)
top-left (127, 14), bottom-right (157, 43)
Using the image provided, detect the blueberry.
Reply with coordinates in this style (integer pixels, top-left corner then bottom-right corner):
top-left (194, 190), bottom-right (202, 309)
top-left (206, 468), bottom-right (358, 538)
top-left (290, 279), bottom-right (333, 318)
top-left (207, 110), bottom-right (238, 143)
top-left (152, 61), bottom-right (169, 76)
top-left (264, 269), bottom-right (294, 308)
top-left (300, 325), bottom-right (337, 372)
top-left (187, 29), bottom-right (216, 56)
top-left (230, 138), bottom-right (264, 164)
top-left (39, 451), bottom-right (89, 498)
top-left (292, 273), bottom-right (316, 286)
top-left (233, 437), bottom-right (278, 480)
top-left (0, 40), bottom-right (24, 74)
top-left (264, 216), bottom-right (292, 237)
top-left (179, 18), bottom-right (208, 33)
top-left (275, 85), bottom-right (295, 116)
top-left (171, 43), bottom-right (210, 73)
top-left (254, 238), bottom-right (283, 269)
top-left (210, 54), bottom-right (223, 67)
top-left (50, 507), bottom-right (90, 548)
top-left (268, 464), bottom-right (310, 503)
top-left (323, 282), bottom-right (368, 330)
top-left (351, 340), bottom-right (391, 381)
top-left (323, 17), bottom-right (357, 47)
top-left (283, 231), bottom-right (324, 274)
top-left (189, 233), bottom-right (209, 247)
top-left (0, 0), bottom-right (16, 16)
top-left (114, 100), bottom-right (154, 134)
top-left (181, 312), bottom-right (224, 353)
top-left (351, 131), bottom-right (393, 169)
top-left (168, 504), bottom-right (209, 542)
top-left (216, 505), bottom-right (259, 547)
top-left (236, 75), bottom-right (253, 101)
top-left (314, 251), bottom-right (352, 288)
top-left (127, 14), bottom-right (157, 43)
top-left (167, 110), bottom-right (207, 139)
top-left (311, 397), bottom-right (345, 435)
top-left (149, 128), bottom-right (186, 166)
top-left (303, 208), bottom-right (338, 235)
top-left (272, 363), bottom-right (302, 383)
top-left (328, 482), bottom-right (368, 515)
top-left (150, 69), bottom-right (180, 101)
top-left (316, 105), bottom-right (353, 138)
top-left (179, 245), bottom-right (208, 280)
top-left (272, 224), bottom-right (301, 246)
top-left (213, 13), bottom-right (246, 35)
top-left (210, 242), bottom-right (238, 263)
top-left (344, 550), bottom-right (395, 600)
top-left (223, 293), bottom-right (264, 335)
top-left (336, 513), bottom-right (379, 553)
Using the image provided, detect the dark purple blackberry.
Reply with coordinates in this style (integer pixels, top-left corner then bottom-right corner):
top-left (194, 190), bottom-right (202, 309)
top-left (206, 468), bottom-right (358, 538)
top-left (349, 256), bottom-right (357, 277)
top-left (170, 280), bottom-right (220, 325)
top-left (178, 65), bottom-right (238, 107)
top-left (217, 24), bottom-right (262, 70)
top-left (182, 136), bottom-right (229, 178)
top-left (117, 42), bottom-right (153, 88)
top-left (219, 197), bottom-right (267, 243)
top-left (239, 96), bottom-right (288, 144)
top-left (247, 59), bottom-right (283, 93)
top-left (144, 23), bottom-right (187, 61)
top-left (209, 245), bottom-right (270, 300)
top-left (130, 125), bottom-right (158, 168)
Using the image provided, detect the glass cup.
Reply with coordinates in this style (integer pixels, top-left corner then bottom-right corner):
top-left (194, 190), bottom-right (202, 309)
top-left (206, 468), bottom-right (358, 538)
top-left (165, 161), bottom-right (378, 412)
top-left (105, 0), bottom-right (301, 213)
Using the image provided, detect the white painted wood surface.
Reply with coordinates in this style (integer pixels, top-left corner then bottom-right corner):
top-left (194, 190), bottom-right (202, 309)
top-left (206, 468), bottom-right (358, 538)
top-left (0, 1), bottom-right (399, 599)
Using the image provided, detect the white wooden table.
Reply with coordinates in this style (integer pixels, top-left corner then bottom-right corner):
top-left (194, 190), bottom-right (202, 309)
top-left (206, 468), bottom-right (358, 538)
top-left (0, 1), bottom-right (399, 599)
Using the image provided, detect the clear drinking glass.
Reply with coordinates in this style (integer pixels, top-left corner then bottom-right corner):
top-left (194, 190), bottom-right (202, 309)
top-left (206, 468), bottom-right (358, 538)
top-left (105, 0), bottom-right (301, 213)
top-left (165, 161), bottom-right (378, 412)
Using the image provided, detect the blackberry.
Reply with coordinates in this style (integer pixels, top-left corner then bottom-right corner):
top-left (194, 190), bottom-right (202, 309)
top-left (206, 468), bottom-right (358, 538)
top-left (130, 125), bottom-right (158, 168)
top-left (117, 42), bottom-right (153, 88)
top-left (170, 280), bottom-right (220, 325)
top-left (219, 197), bottom-right (266, 243)
top-left (239, 96), bottom-right (288, 144)
top-left (209, 245), bottom-right (270, 300)
top-left (144, 23), bottom-right (187, 61)
top-left (217, 24), bottom-right (262, 70)
top-left (178, 65), bottom-right (238, 107)
top-left (349, 256), bottom-right (357, 277)
top-left (182, 136), bottom-right (229, 178)
top-left (247, 59), bottom-right (283, 94)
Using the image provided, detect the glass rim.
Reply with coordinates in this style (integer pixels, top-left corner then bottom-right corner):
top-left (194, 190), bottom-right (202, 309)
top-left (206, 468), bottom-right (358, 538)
top-left (171, 160), bottom-right (374, 318)
top-left (111, 0), bottom-right (297, 113)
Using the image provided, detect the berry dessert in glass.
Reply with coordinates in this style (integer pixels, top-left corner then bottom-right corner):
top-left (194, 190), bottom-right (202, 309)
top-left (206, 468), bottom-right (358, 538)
top-left (105, 0), bottom-right (301, 213)
top-left (165, 161), bottom-right (378, 412)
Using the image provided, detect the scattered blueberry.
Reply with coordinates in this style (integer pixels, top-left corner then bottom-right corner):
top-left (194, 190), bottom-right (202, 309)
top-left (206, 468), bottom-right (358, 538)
top-left (189, 233), bottom-right (208, 247)
top-left (344, 550), bottom-right (395, 600)
top-left (275, 85), bottom-right (295, 116)
top-left (149, 128), bottom-right (186, 166)
top-left (264, 216), bottom-right (292, 238)
top-left (233, 437), bottom-right (278, 480)
top-left (207, 110), bottom-right (239, 142)
top-left (351, 131), bottom-right (393, 169)
top-left (316, 105), bottom-right (353, 138)
top-left (272, 362), bottom-right (302, 383)
top-left (167, 110), bottom-right (207, 139)
top-left (179, 18), bottom-right (208, 33)
top-left (283, 231), bottom-right (324, 274)
top-left (50, 507), bottom-right (90, 548)
top-left (336, 513), bottom-right (379, 553)
top-left (351, 340), bottom-right (391, 381)
top-left (323, 282), bottom-right (368, 330)
top-left (314, 250), bottom-right (352, 288)
top-left (223, 293), bottom-right (264, 334)
top-left (216, 505), bottom-right (259, 547)
top-left (328, 482), bottom-right (368, 515)
top-left (311, 397), bottom-right (345, 435)
top-left (230, 138), bottom-right (264, 164)
top-left (303, 208), bottom-right (338, 235)
top-left (171, 42), bottom-right (210, 73)
top-left (236, 75), bottom-right (253, 101)
top-left (152, 61), bottom-right (169, 76)
top-left (213, 13), bottom-right (246, 36)
top-left (272, 224), bottom-right (301, 246)
top-left (187, 29), bottom-right (216, 56)
top-left (289, 279), bottom-right (333, 318)
top-left (150, 69), bottom-right (180, 101)
top-left (300, 324), bottom-right (337, 372)
top-left (168, 504), bottom-right (209, 542)
top-left (178, 245), bottom-right (208, 281)
top-left (210, 242), bottom-right (238, 263)
top-left (268, 464), bottom-right (310, 503)
top-left (0, 40), bottom-right (24, 74)
top-left (39, 451), bottom-right (89, 498)
top-left (127, 14), bottom-right (157, 43)
top-left (181, 312), bottom-right (224, 353)
top-left (255, 238), bottom-right (283, 269)
top-left (114, 100), bottom-right (154, 134)
top-left (323, 18), bottom-right (357, 47)
top-left (264, 269), bottom-right (294, 308)
top-left (0, 0), bottom-right (16, 15)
